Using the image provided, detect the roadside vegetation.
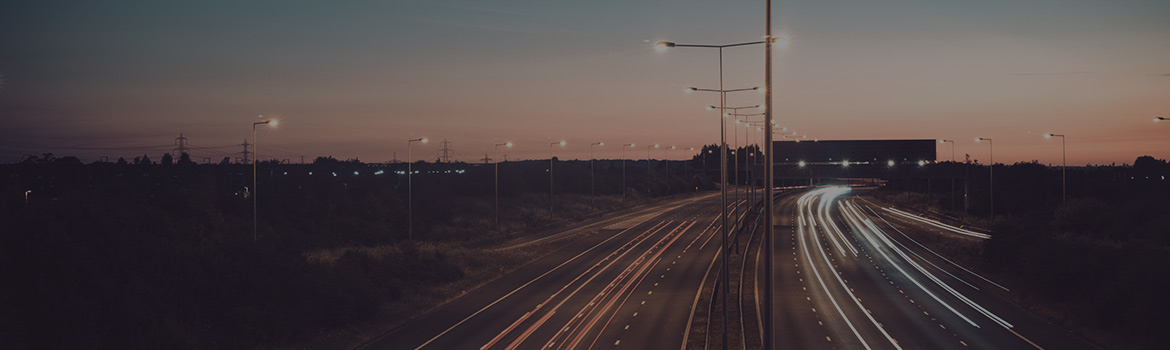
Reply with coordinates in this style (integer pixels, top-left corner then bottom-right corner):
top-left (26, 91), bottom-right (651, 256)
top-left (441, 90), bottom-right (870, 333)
top-left (870, 156), bottom-right (1170, 350)
top-left (0, 153), bottom-right (712, 349)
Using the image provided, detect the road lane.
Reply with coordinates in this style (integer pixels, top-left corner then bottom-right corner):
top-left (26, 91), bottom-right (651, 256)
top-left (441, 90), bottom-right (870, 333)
top-left (770, 186), bottom-right (1097, 350)
top-left (359, 193), bottom-right (731, 350)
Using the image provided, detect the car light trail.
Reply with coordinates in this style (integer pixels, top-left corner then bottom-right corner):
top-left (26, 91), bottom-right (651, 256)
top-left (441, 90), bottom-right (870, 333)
top-left (882, 207), bottom-right (991, 239)
top-left (861, 203), bottom-right (1009, 291)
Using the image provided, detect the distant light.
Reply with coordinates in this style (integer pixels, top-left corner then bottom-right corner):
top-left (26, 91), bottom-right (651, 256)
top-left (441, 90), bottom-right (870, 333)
top-left (842, 160), bottom-right (850, 167)
top-left (918, 160), bottom-right (926, 166)
top-left (598, 142), bottom-right (605, 146)
top-left (269, 120), bottom-right (279, 127)
top-left (888, 160), bottom-right (895, 167)
top-left (354, 171), bottom-right (360, 175)
top-left (798, 160), bottom-right (806, 167)
top-left (331, 172), bottom-right (337, 177)
top-left (506, 142), bottom-right (514, 147)
top-left (1043, 133), bottom-right (1052, 139)
top-left (558, 140), bottom-right (566, 146)
top-left (309, 171), bottom-right (313, 175)
top-left (374, 170), bottom-right (384, 175)
top-left (421, 138), bottom-right (429, 143)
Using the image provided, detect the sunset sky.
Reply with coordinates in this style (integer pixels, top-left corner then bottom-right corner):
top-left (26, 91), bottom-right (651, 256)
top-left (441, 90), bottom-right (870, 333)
top-left (1, 0), bottom-right (1167, 165)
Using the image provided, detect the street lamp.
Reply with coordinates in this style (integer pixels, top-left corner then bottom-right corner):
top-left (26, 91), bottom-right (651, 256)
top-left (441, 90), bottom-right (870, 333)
top-left (647, 144), bottom-right (659, 195)
top-left (408, 137), bottom-right (429, 241)
top-left (494, 141), bottom-right (513, 228)
top-left (622, 143), bottom-right (635, 200)
top-left (660, 38), bottom-right (778, 350)
top-left (590, 141), bottom-right (604, 210)
top-left (549, 140), bottom-right (566, 219)
top-left (1044, 133), bottom-right (1067, 204)
top-left (976, 137), bottom-right (993, 218)
top-left (691, 85), bottom-right (761, 226)
top-left (940, 139), bottom-right (957, 210)
top-left (252, 118), bottom-right (275, 242)
top-left (664, 145), bottom-right (676, 176)
top-left (1155, 117), bottom-right (1167, 123)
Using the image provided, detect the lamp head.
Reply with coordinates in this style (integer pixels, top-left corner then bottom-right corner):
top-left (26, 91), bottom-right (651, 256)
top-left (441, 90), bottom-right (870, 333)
top-left (421, 138), bottom-right (429, 143)
top-left (655, 41), bottom-right (675, 51)
top-left (506, 142), bottom-right (513, 147)
top-left (558, 140), bottom-right (566, 146)
top-left (772, 36), bottom-right (790, 48)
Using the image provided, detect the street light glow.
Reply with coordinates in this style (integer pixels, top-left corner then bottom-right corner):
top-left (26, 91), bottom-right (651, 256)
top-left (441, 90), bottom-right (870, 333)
top-left (558, 140), bottom-right (566, 146)
top-left (918, 160), bottom-right (926, 166)
top-left (888, 160), bottom-right (895, 167)
top-left (975, 137), bottom-right (984, 142)
top-left (798, 160), bottom-right (806, 167)
top-left (505, 142), bottom-right (513, 147)
top-left (421, 138), bottom-right (429, 143)
top-left (773, 36), bottom-right (790, 48)
top-left (1044, 133), bottom-right (1053, 139)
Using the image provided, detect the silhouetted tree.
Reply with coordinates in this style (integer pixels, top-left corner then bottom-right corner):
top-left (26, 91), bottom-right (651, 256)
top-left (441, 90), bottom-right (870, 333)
top-left (177, 153), bottom-right (195, 166)
top-left (160, 153), bottom-right (174, 166)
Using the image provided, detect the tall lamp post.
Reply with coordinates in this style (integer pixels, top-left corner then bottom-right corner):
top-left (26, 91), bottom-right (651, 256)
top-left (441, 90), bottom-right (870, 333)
top-left (590, 142), bottom-right (604, 210)
top-left (622, 143), bottom-right (635, 200)
top-left (940, 139), bottom-right (956, 210)
top-left (549, 140), bottom-right (566, 219)
top-left (408, 137), bottom-right (429, 241)
top-left (975, 137), bottom-right (993, 219)
top-left (659, 37), bottom-right (776, 350)
top-left (664, 145), bottom-right (676, 176)
top-left (1044, 133), bottom-right (1066, 204)
top-left (719, 105), bottom-right (762, 232)
top-left (252, 118), bottom-right (276, 241)
top-left (494, 141), bottom-right (513, 228)
top-left (647, 144), bottom-right (659, 195)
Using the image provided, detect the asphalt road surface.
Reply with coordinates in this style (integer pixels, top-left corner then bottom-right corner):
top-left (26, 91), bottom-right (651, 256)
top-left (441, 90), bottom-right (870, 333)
top-left (362, 186), bottom-right (1099, 350)
top-left (765, 187), bottom-right (1098, 350)
top-left (361, 192), bottom-right (744, 350)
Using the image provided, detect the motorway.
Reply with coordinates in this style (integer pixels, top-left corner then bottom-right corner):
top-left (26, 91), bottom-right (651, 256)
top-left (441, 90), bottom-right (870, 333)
top-left (765, 187), bottom-right (1098, 350)
top-left (361, 186), bottom-right (1099, 350)
top-left (360, 192), bottom-right (745, 350)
